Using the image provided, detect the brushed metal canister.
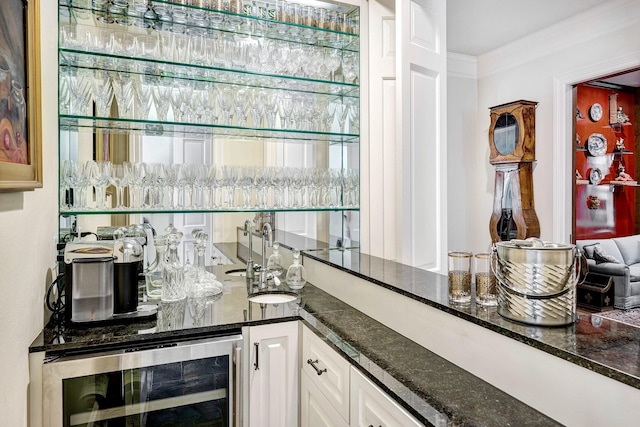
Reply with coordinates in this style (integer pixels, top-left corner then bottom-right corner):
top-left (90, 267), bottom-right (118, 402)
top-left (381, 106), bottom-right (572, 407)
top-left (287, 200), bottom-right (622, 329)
top-left (492, 239), bottom-right (580, 326)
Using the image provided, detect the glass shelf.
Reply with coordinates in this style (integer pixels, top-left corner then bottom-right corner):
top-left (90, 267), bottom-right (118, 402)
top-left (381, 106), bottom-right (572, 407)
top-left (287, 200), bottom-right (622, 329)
top-left (59, 116), bottom-right (360, 143)
top-left (60, 2), bottom-right (360, 52)
top-left (60, 206), bottom-right (360, 216)
top-left (59, 49), bottom-right (360, 99)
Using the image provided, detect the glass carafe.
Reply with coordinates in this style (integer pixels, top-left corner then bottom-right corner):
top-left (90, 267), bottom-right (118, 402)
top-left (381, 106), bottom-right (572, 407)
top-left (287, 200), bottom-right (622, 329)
top-left (266, 241), bottom-right (285, 279)
top-left (186, 231), bottom-right (222, 298)
top-left (162, 232), bottom-right (186, 302)
top-left (285, 249), bottom-right (306, 290)
top-left (145, 235), bottom-right (167, 300)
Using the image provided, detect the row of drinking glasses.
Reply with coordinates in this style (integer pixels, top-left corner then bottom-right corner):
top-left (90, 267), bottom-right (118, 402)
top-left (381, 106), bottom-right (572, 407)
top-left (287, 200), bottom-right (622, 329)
top-left (60, 23), bottom-right (359, 83)
top-left (60, 69), bottom-right (359, 133)
top-left (60, 160), bottom-right (360, 211)
top-left (64, 0), bottom-right (359, 39)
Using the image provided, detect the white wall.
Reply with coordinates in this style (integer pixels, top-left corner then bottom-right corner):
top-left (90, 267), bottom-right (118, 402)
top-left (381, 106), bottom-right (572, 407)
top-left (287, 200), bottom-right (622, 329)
top-left (0, 1), bottom-right (58, 425)
top-left (447, 53), bottom-right (483, 253)
top-left (466, 0), bottom-right (640, 252)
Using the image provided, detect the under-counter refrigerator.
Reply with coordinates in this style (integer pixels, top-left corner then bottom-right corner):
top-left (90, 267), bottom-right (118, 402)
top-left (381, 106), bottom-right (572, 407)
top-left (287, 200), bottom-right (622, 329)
top-left (42, 334), bottom-right (243, 427)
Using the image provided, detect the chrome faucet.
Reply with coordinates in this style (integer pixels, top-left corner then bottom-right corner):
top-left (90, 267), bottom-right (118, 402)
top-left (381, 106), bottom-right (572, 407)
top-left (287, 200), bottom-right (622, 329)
top-left (243, 219), bottom-right (255, 282)
top-left (260, 223), bottom-right (273, 288)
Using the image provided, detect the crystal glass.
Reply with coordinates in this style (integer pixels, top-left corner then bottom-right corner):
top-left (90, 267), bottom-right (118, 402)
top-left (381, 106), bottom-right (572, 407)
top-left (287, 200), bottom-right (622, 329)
top-left (286, 249), bottom-right (306, 290)
top-left (151, 82), bottom-right (172, 122)
top-left (68, 71), bottom-right (93, 116)
top-left (162, 231), bottom-right (186, 302)
top-left (91, 71), bottom-right (113, 118)
top-left (109, 162), bottom-right (131, 209)
top-left (112, 73), bottom-right (134, 119)
top-left (475, 253), bottom-right (497, 307)
top-left (448, 251), bottom-right (472, 305)
top-left (133, 79), bottom-right (153, 121)
top-left (89, 160), bottom-right (112, 209)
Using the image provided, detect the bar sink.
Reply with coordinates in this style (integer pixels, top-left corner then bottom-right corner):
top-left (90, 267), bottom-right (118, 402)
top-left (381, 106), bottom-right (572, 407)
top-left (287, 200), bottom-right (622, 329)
top-left (247, 290), bottom-right (298, 304)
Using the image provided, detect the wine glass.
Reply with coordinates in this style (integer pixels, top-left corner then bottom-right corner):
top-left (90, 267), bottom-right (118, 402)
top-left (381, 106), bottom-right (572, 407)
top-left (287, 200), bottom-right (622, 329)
top-left (112, 72), bottom-right (134, 119)
top-left (109, 162), bottom-right (131, 209)
top-left (249, 88), bottom-right (266, 128)
top-left (91, 70), bottom-right (113, 118)
top-left (90, 160), bottom-right (112, 209)
top-left (151, 81), bottom-right (172, 122)
top-left (234, 87), bottom-right (251, 127)
top-left (216, 86), bottom-right (235, 126)
top-left (133, 79), bottom-right (153, 121)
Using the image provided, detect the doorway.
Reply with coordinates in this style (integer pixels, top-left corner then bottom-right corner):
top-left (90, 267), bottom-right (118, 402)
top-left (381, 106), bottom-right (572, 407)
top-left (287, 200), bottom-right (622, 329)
top-left (573, 69), bottom-right (640, 241)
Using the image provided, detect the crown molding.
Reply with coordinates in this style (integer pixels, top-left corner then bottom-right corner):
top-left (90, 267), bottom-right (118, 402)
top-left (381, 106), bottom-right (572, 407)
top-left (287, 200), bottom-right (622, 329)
top-left (476, 0), bottom-right (640, 79)
top-left (447, 52), bottom-right (477, 79)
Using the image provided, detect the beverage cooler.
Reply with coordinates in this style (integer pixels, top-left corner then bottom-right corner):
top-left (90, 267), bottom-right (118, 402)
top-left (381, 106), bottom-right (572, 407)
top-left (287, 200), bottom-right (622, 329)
top-left (42, 334), bottom-right (242, 427)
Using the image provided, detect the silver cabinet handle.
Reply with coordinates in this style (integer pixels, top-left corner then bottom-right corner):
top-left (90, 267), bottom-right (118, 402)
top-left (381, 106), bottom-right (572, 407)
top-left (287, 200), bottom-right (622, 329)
top-left (307, 359), bottom-right (327, 376)
top-left (233, 346), bottom-right (242, 427)
top-left (254, 342), bottom-right (260, 370)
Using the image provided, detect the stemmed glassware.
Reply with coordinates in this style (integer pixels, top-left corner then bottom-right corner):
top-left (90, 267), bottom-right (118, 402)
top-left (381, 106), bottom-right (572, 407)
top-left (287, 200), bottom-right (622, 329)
top-left (249, 88), bottom-right (265, 128)
top-left (112, 72), bottom-right (134, 119)
top-left (61, 160), bottom-right (359, 211)
top-left (151, 82), bottom-right (172, 122)
top-left (164, 164), bottom-right (181, 209)
top-left (234, 87), bottom-right (251, 127)
top-left (133, 78), bottom-right (153, 121)
top-left (91, 70), bottom-right (113, 118)
top-left (68, 70), bottom-right (93, 116)
top-left (217, 86), bottom-right (235, 126)
top-left (109, 162), bottom-right (131, 209)
top-left (89, 160), bottom-right (112, 209)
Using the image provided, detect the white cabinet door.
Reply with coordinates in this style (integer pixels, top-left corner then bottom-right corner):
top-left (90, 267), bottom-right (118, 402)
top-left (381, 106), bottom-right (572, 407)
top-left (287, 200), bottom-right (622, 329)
top-left (350, 368), bottom-right (424, 427)
top-left (301, 325), bottom-right (351, 421)
top-left (395, 0), bottom-right (447, 272)
top-left (248, 322), bottom-right (299, 427)
top-left (301, 370), bottom-right (350, 427)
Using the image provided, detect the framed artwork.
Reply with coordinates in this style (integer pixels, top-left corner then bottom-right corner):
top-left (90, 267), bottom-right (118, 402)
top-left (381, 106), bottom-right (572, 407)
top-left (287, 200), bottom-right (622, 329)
top-left (0, 0), bottom-right (42, 192)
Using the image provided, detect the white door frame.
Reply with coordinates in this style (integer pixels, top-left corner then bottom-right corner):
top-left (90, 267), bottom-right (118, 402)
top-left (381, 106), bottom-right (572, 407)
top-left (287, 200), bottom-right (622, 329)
top-left (553, 53), bottom-right (640, 243)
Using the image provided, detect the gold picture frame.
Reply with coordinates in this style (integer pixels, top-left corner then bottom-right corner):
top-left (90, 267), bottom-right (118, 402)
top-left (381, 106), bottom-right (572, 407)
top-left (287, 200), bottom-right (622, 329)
top-left (0, 0), bottom-right (42, 192)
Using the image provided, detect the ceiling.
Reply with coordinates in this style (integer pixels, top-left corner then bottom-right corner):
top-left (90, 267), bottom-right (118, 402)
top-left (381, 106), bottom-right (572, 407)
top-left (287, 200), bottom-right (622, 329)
top-left (447, 0), bottom-right (608, 56)
top-left (446, 0), bottom-right (640, 87)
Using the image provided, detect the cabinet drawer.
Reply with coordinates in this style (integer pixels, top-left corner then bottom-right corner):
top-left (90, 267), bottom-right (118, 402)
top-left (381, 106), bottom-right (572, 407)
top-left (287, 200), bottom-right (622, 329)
top-left (350, 367), bottom-right (424, 427)
top-left (302, 326), bottom-right (351, 421)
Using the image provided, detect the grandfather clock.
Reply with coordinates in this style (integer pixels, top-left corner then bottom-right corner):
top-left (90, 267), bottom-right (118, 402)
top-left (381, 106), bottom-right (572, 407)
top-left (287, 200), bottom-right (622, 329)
top-left (488, 100), bottom-right (540, 243)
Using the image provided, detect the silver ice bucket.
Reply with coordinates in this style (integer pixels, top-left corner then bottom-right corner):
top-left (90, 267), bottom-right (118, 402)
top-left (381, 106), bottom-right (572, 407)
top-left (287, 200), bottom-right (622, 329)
top-left (492, 238), bottom-right (580, 326)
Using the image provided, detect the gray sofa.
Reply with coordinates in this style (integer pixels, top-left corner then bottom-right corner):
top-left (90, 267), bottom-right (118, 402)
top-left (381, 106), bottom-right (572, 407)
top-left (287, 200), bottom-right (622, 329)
top-left (576, 235), bottom-right (640, 310)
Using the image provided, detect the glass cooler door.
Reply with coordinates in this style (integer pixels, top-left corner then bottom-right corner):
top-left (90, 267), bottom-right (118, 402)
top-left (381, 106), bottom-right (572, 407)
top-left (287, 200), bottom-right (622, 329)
top-left (43, 334), bottom-right (243, 427)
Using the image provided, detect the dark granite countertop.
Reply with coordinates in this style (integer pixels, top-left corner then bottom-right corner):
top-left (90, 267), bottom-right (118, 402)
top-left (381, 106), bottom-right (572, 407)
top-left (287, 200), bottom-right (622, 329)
top-left (302, 248), bottom-right (640, 391)
top-left (30, 263), bottom-right (558, 426)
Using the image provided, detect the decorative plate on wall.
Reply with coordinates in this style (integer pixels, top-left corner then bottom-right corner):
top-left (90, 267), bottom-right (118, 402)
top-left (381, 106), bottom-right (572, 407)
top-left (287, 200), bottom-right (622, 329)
top-left (589, 168), bottom-right (604, 185)
top-left (587, 133), bottom-right (607, 156)
top-left (589, 103), bottom-right (603, 122)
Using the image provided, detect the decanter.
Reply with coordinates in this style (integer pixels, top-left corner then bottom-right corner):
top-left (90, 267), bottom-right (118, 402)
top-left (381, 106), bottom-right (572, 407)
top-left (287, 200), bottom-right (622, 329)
top-left (162, 231), bottom-right (186, 302)
top-left (266, 241), bottom-right (285, 279)
top-left (185, 231), bottom-right (222, 297)
top-left (145, 235), bottom-right (167, 301)
top-left (285, 249), bottom-right (306, 290)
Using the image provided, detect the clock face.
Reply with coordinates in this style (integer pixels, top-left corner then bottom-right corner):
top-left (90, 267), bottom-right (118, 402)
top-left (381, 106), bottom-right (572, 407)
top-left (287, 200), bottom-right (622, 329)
top-left (589, 103), bottom-right (603, 122)
top-left (493, 113), bottom-right (519, 155)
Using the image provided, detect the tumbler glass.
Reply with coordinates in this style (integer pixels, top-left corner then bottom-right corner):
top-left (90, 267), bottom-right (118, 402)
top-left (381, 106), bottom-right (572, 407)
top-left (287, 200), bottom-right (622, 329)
top-left (448, 251), bottom-right (472, 305)
top-left (475, 253), bottom-right (497, 307)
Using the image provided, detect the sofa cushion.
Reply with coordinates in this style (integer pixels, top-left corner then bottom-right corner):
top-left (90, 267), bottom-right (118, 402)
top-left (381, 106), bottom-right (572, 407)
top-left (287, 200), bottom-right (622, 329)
top-left (577, 239), bottom-right (624, 263)
top-left (581, 243), bottom-right (599, 259)
top-left (593, 245), bottom-right (623, 264)
top-left (613, 235), bottom-right (640, 265)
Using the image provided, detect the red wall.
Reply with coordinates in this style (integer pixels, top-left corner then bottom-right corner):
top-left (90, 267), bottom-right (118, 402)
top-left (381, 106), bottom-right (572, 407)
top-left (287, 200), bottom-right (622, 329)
top-left (575, 85), bottom-right (636, 239)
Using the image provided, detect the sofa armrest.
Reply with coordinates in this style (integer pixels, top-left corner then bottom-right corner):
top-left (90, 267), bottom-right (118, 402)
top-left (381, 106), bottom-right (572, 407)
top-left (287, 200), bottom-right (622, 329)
top-left (586, 259), bottom-right (629, 277)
